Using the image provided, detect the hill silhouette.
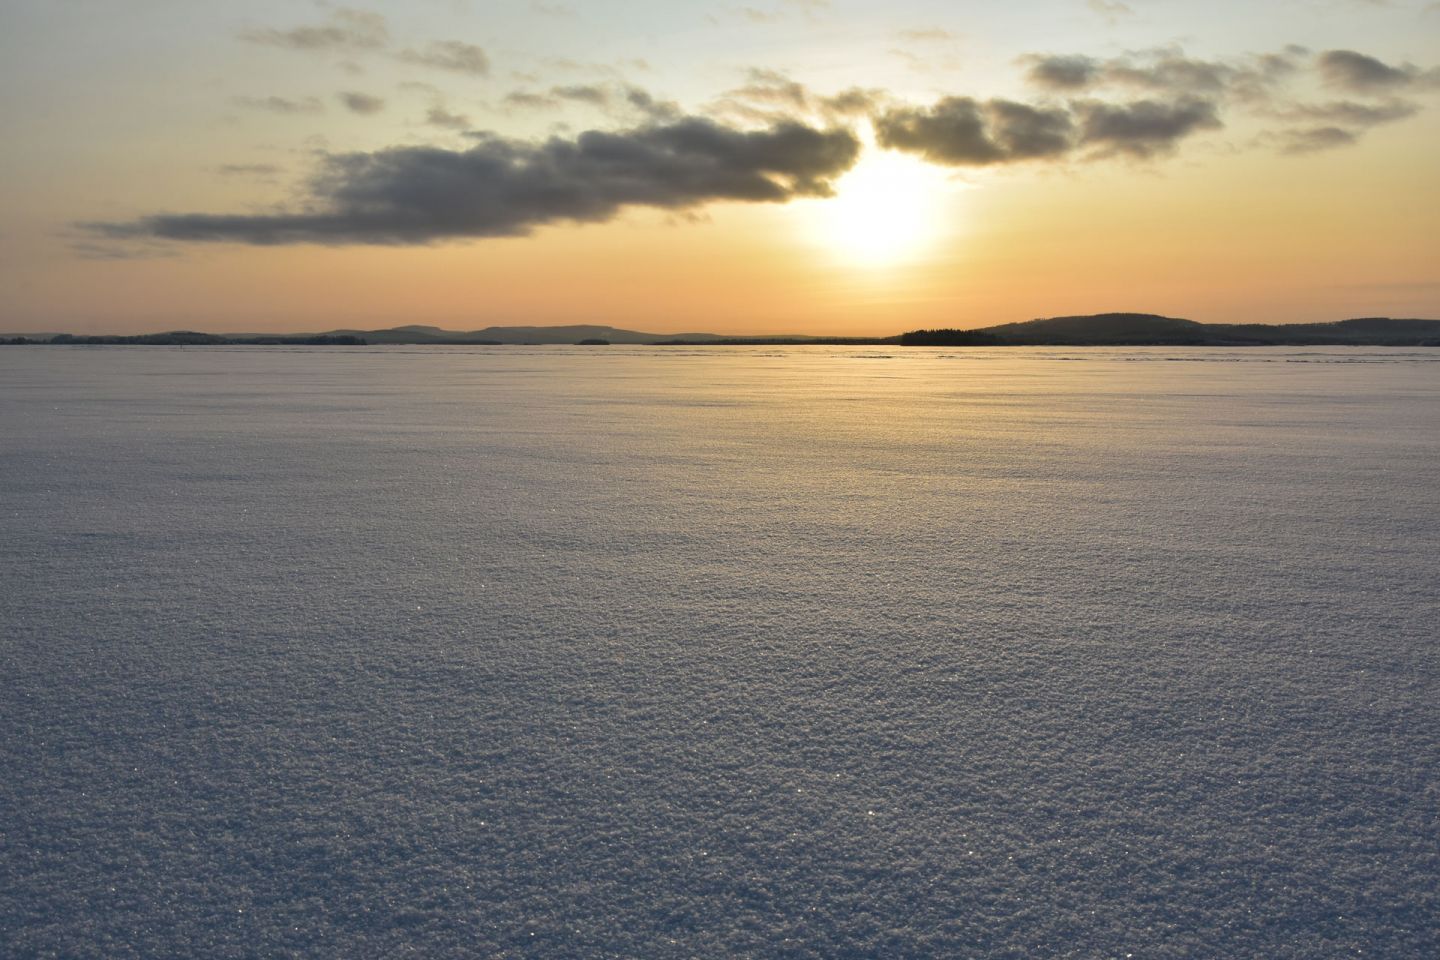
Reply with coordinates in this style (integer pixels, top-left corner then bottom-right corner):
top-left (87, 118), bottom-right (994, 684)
top-left (901, 314), bottom-right (1440, 346)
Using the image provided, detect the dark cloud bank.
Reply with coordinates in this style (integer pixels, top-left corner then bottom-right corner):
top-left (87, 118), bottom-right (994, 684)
top-left (873, 95), bottom-right (1220, 163)
top-left (93, 118), bottom-right (860, 245)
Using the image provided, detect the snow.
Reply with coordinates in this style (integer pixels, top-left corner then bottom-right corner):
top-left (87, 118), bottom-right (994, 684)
top-left (2, 345), bottom-right (1438, 957)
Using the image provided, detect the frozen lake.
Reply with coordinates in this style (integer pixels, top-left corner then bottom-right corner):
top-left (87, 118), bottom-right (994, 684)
top-left (3, 345), bottom-right (1439, 957)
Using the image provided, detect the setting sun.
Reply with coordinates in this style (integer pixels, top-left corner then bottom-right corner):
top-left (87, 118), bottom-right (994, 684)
top-left (807, 146), bottom-right (958, 266)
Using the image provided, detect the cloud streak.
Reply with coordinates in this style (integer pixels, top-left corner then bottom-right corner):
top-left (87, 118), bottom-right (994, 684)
top-left (233, 95), bottom-right (324, 115)
top-left (1022, 47), bottom-right (1305, 101)
top-left (89, 118), bottom-right (860, 246)
top-left (241, 8), bottom-right (388, 52)
top-left (1275, 126), bottom-right (1358, 155)
top-left (397, 41), bottom-right (491, 76)
top-left (242, 11), bottom-right (491, 78)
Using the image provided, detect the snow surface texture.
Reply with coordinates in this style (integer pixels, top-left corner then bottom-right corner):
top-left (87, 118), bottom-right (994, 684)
top-left (2, 345), bottom-right (1438, 958)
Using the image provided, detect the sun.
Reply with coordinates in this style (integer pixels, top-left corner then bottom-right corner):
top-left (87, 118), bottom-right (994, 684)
top-left (806, 146), bottom-right (957, 267)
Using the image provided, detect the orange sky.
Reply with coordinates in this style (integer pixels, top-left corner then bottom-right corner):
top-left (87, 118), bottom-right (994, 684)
top-left (2, 1), bottom-right (1437, 335)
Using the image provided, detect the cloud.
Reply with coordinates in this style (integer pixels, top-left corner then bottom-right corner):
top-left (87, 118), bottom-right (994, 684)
top-left (710, 71), bottom-right (884, 124)
top-left (1227, 49), bottom-right (1309, 102)
top-left (397, 41), bottom-right (491, 76)
top-left (216, 163), bottom-right (283, 179)
top-left (1276, 126), bottom-right (1358, 154)
top-left (1277, 98), bottom-right (1419, 127)
top-left (1022, 47), bottom-right (1304, 101)
top-left (337, 91), bottom-right (386, 115)
top-left (498, 79), bottom-right (682, 121)
top-left (500, 83), bottom-right (677, 120)
top-left (1262, 96), bottom-right (1419, 155)
top-left (1024, 55), bottom-right (1101, 91)
top-left (233, 95), bottom-right (325, 115)
top-left (87, 117), bottom-right (861, 246)
top-left (875, 97), bottom-right (1074, 165)
top-left (503, 90), bottom-right (559, 109)
top-left (1025, 45), bottom-right (1319, 106)
top-left (1074, 97), bottom-right (1222, 158)
top-left (819, 87), bottom-right (888, 117)
top-left (1317, 49), bottom-right (1424, 93)
top-left (242, 11), bottom-right (495, 80)
top-left (879, 89), bottom-right (1222, 166)
top-left (1019, 45), bottom-right (1431, 156)
top-left (552, 85), bottom-right (611, 106)
top-left (425, 106), bottom-right (472, 129)
top-left (241, 8), bottom-right (388, 52)
top-left (1104, 55), bottom-right (1235, 94)
top-left (728, 68), bottom-right (812, 110)
top-left (990, 100), bottom-right (1077, 158)
top-left (623, 87), bottom-right (682, 121)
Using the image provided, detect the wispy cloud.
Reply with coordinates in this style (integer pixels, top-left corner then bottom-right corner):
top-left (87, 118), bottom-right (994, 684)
top-left (1273, 126), bottom-right (1358, 154)
top-left (1022, 47), bottom-right (1306, 101)
top-left (241, 8), bottom-right (388, 52)
top-left (502, 83), bottom-right (680, 120)
top-left (1264, 96), bottom-right (1419, 153)
top-left (216, 163), bottom-right (284, 179)
top-left (337, 91), bottom-right (386, 115)
top-left (232, 95), bottom-right (325, 115)
top-left (1273, 98), bottom-right (1419, 127)
top-left (242, 11), bottom-right (491, 79)
top-left (710, 70), bottom-right (887, 124)
top-left (503, 89), bottom-right (560, 110)
top-left (397, 41), bottom-right (491, 77)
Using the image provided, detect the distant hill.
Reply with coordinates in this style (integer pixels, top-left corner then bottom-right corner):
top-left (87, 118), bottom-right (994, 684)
top-left (12, 315), bottom-right (1440, 348)
top-left (7, 332), bottom-right (366, 346)
top-left (978, 313), bottom-right (1206, 343)
top-left (902, 314), bottom-right (1440, 346)
top-left (321, 324), bottom-right (728, 344)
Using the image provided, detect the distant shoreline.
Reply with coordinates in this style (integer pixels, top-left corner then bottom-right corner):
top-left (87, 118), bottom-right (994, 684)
top-left (6, 313), bottom-right (1439, 348)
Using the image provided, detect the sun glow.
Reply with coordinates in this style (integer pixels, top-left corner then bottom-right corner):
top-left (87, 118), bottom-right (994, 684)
top-left (808, 147), bottom-right (958, 267)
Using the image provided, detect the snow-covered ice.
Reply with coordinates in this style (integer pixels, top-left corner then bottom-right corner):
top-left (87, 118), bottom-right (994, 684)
top-left (2, 345), bottom-right (1438, 957)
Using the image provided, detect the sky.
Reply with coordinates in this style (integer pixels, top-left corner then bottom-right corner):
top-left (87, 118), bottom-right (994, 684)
top-left (2, 0), bottom-right (1437, 335)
